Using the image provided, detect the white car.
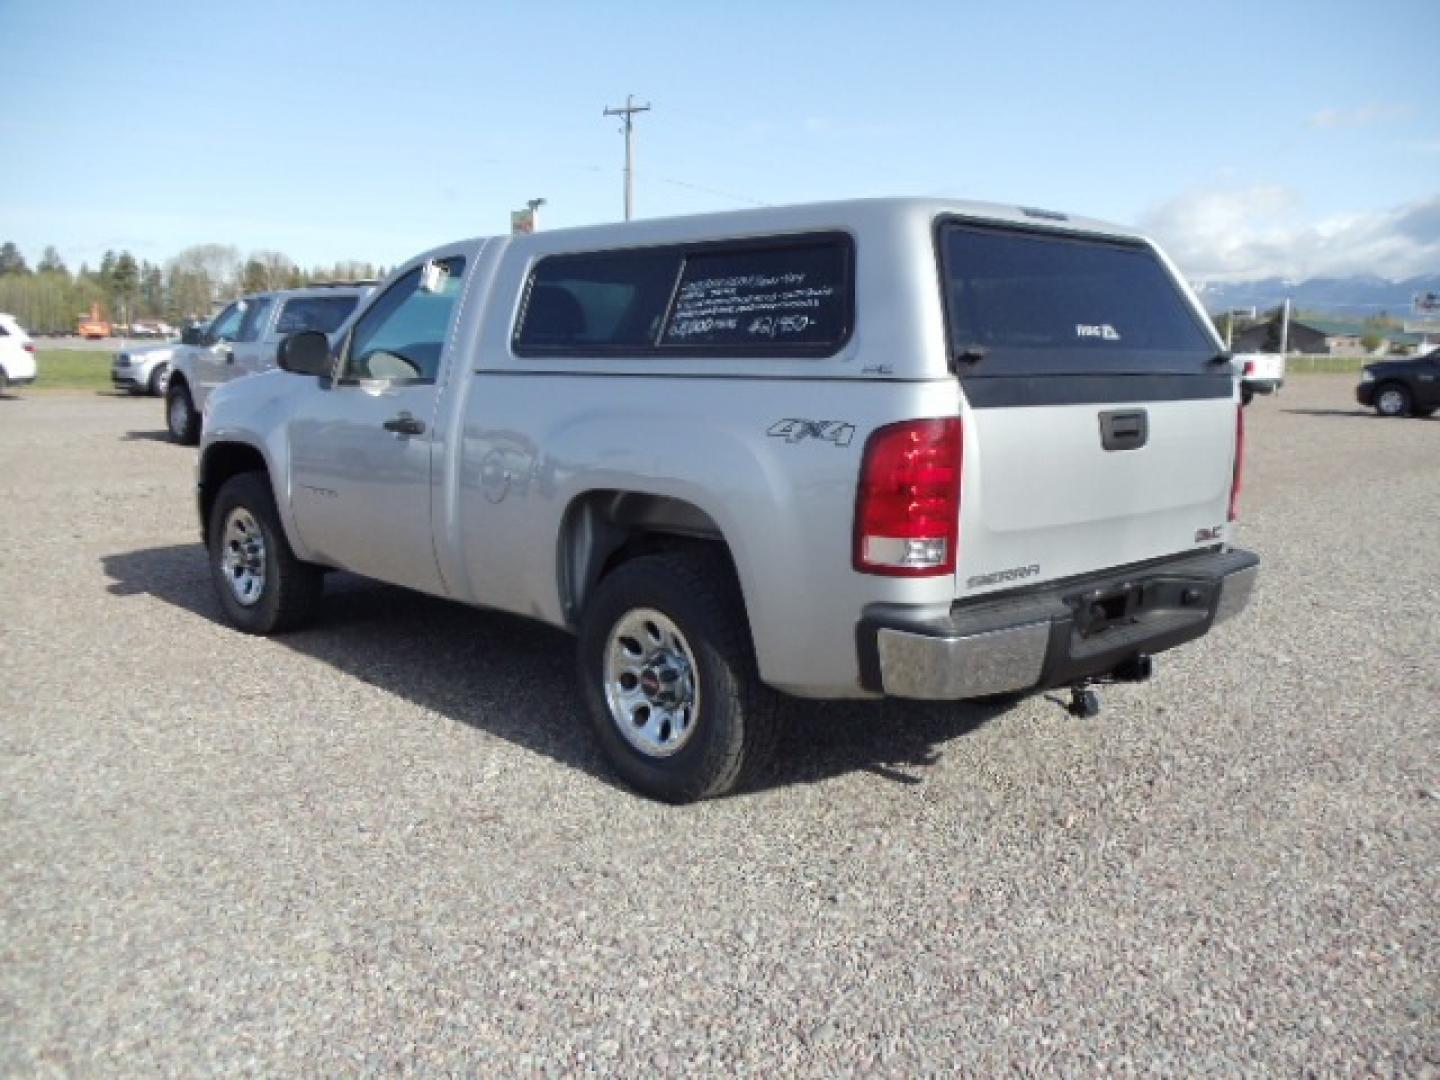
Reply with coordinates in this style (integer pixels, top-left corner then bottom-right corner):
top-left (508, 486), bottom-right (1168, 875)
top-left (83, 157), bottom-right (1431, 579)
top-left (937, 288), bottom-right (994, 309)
top-left (0, 313), bottom-right (38, 393)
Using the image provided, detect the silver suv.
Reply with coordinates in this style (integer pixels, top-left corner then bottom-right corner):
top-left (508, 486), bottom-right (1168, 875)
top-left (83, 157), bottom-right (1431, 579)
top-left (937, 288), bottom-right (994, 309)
top-left (164, 284), bottom-right (371, 444)
top-left (196, 198), bottom-right (1258, 801)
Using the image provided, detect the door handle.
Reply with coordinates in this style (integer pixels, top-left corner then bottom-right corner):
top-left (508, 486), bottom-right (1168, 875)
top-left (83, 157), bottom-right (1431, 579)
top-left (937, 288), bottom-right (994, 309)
top-left (1098, 409), bottom-right (1149, 451)
top-left (382, 414), bottom-right (425, 436)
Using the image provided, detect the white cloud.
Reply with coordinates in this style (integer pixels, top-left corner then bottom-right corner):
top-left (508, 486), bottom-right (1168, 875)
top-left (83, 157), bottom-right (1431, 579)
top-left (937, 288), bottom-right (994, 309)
top-left (1141, 187), bottom-right (1440, 282)
top-left (1308, 103), bottom-right (1409, 129)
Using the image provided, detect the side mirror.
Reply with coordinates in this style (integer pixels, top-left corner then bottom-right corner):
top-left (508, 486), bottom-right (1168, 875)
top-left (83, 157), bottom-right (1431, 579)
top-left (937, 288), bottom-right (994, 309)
top-left (277, 330), bottom-right (332, 376)
top-left (180, 326), bottom-right (204, 346)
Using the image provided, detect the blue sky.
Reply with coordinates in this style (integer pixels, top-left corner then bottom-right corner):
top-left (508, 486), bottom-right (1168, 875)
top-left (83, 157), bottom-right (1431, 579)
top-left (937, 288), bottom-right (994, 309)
top-left (1, 0), bottom-right (1436, 281)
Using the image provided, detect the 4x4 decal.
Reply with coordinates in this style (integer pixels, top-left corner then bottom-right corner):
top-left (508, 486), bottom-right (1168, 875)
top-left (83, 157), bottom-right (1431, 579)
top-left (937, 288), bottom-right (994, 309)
top-left (767, 419), bottom-right (856, 447)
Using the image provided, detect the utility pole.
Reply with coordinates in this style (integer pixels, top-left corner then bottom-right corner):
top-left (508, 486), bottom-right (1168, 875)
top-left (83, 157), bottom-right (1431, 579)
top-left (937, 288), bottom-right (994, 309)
top-left (603, 94), bottom-right (651, 221)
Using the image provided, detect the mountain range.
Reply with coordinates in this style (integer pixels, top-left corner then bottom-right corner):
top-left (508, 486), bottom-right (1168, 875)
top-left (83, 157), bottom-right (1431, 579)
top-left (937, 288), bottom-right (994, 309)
top-left (1194, 273), bottom-right (1440, 319)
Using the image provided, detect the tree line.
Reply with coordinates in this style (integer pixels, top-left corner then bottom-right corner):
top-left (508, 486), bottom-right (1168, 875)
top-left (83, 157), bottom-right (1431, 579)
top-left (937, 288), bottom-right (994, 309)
top-left (0, 241), bottom-right (382, 335)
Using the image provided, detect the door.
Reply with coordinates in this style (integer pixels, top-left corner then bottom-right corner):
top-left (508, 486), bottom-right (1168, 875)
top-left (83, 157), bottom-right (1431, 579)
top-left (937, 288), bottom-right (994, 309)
top-left (938, 221), bottom-right (1237, 598)
top-left (192, 301), bottom-right (247, 407)
top-left (1417, 355), bottom-right (1440, 409)
top-left (287, 254), bottom-right (469, 595)
top-left (228, 297), bottom-right (274, 384)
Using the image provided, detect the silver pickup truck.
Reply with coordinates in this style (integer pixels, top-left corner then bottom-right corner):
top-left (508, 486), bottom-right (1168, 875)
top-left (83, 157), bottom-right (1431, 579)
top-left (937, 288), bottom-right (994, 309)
top-left (164, 284), bottom-right (370, 444)
top-left (198, 198), bottom-right (1258, 802)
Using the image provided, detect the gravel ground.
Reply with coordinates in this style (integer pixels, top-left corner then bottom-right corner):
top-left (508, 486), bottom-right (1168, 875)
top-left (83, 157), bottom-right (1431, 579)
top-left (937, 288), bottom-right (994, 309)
top-left (1, 379), bottom-right (1436, 1075)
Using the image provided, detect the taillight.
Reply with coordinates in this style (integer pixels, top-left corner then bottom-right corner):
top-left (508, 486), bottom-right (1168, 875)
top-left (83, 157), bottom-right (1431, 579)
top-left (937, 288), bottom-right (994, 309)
top-left (854, 417), bottom-right (962, 576)
top-left (1242, 360), bottom-right (1255, 376)
top-left (23, 343), bottom-right (35, 353)
top-left (1228, 404), bottom-right (1244, 522)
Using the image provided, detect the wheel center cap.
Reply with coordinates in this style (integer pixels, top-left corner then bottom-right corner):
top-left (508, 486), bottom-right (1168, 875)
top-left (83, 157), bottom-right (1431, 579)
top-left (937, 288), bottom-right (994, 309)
top-left (640, 670), bottom-right (662, 699)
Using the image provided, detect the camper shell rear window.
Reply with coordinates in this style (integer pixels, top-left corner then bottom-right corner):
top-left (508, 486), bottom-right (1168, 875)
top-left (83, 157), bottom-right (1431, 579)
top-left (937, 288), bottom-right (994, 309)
top-left (513, 233), bottom-right (854, 357)
top-left (937, 219), bottom-right (1217, 377)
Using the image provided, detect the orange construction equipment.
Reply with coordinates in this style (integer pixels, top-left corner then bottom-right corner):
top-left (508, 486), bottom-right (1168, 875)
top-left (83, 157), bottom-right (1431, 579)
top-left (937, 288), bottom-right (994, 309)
top-left (77, 303), bottom-right (111, 339)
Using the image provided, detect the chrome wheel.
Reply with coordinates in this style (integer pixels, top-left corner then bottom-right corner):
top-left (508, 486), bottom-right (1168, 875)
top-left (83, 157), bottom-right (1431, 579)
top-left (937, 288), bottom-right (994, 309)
top-left (220, 507), bottom-right (267, 606)
top-left (1377, 387), bottom-right (1406, 416)
top-left (168, 391), bottom-right (189, 435)
top-left (603, 608), bottom-right (700, 758)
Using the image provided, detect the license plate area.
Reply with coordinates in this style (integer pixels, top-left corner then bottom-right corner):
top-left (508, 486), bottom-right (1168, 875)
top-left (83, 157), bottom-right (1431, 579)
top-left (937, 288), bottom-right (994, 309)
top-left (1070, 576), bottom-right (1216, 639)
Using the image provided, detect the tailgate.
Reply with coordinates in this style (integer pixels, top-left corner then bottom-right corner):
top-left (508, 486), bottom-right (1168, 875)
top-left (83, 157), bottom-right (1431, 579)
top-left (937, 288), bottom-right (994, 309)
top-left (937, 219), bottom-right (1238, 598)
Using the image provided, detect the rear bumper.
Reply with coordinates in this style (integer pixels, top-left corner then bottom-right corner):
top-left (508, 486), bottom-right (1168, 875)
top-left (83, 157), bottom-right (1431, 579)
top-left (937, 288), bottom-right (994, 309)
top-left (1243, 378), bottom-right (1282, 394)
top-left (4, 374), bottom-right (36, 387)
top-left (858, 548), bottom-right (1259, 700)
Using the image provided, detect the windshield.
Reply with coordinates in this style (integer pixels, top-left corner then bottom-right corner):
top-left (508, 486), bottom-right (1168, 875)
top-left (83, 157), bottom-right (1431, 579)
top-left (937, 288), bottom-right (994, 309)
top-left (939, 221), bottom-right (1216, 376)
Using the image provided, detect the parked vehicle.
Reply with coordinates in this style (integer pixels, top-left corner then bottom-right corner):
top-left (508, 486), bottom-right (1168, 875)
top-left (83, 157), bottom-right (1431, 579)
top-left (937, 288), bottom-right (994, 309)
top-left (1356, 351), bottom-right (1440, 417)
top-left (77, 303), bottom-right (111, 340)
top-left (165, 284), bottom-right (370, 444)
top-left (0, 313), bottom-right (38, 392)
top-left (198, 198), bottom-right (1257, 802)
top-left (129, 320), bottom-right (178, 339)
top-left (111, 343), bottom-right (174, 396)
top-left (1231, 351), bottom-right (1285, 405)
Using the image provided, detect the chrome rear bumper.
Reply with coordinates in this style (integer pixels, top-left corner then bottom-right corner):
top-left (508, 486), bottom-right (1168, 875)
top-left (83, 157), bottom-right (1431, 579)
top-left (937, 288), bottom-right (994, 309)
top-left (860, 549), bottom-right (1259, 700)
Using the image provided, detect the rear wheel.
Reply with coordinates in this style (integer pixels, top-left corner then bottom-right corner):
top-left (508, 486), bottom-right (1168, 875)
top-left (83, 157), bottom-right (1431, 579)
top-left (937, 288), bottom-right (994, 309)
top-left (208, 472), bottom-right (322, 635)
top-left (166, 380), bottom-right (200, 444)
top-left (577, 551), bottom-right (777, 803)
top-left (1374, 383), bottom-right (1411, 417)
top-left (1240, 385), bottom-right (1254, 406)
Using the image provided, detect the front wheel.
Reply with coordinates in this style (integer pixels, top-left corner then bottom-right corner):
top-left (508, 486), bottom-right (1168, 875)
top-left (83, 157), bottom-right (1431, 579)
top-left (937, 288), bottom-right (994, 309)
top-left (166, 381), bottom-right (200, 444)
top-left (208, 472), bottom-right (322, 634)
top-left (148, 364), bottom-right (169, 397)
top-left (577, 552), bottom-right (777, 803)
top-left (1374, 383), bottom-right (1411, 418)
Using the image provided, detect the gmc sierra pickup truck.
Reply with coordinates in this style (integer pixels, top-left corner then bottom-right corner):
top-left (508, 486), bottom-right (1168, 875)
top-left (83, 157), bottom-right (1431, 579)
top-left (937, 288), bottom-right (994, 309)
top-left (197, 198), bottom-right (1258, 802)
top-left (165, 284), bottom-right (370, 444)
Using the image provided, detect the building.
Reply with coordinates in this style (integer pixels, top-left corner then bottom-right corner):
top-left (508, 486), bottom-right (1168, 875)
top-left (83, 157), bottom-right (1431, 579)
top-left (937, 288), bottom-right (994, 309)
top-left (1230, 316), bottom-right (1328, 355)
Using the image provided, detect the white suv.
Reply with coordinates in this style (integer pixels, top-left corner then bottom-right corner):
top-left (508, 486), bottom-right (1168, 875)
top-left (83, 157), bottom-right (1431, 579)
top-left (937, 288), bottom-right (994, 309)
top-left (165, 284), bottom-right (371, 444)
top-left (0, 313), bottom-right (38, 393)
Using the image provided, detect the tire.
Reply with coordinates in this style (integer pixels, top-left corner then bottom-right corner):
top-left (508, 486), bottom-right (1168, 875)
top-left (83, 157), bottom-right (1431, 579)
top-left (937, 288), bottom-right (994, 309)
top-left (208, 472), bottom-right (323, 635)
top-left (1374, 382), bottom-right (1411, 418)
top-left (1240, 385), bottom-right (1254, 406)
top-left (166, 380), bottom-right (200, 444)
top-left (147, 364), bottom-right (169, 397)
top-left (577, 551), bottom-right (778, 803)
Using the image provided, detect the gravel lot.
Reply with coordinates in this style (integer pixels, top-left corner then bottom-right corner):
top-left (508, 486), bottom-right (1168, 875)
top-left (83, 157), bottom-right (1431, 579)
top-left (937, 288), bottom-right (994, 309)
top-left (1, 378), bottom-right (1435, 1074)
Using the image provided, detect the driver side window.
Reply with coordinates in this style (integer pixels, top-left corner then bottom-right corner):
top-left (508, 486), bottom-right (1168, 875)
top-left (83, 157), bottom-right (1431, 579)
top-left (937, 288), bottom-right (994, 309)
top-left (209, 302), bottom-right (246, 343)
top-left (341, 257), bottom-right (466, 383)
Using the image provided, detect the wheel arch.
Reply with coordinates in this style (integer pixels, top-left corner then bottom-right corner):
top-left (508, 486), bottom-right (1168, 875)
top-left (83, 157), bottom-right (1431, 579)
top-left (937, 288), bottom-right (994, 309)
top-left (556, 489), bottom-right (740, 627)
top-left (198, 439), bottom-right (274, 542)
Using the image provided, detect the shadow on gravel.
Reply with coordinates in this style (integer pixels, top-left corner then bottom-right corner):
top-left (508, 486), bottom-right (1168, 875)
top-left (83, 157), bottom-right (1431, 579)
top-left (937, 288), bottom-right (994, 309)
top-left (101, 544), bottom-right (1002, 799)
top-left (122, 429), bottom-right (174, 443)
top-left (1280, 407), bottom-right (1439, 421)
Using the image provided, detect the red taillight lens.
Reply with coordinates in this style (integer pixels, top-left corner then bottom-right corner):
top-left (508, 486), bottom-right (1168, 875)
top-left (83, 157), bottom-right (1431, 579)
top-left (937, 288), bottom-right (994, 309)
top-left (1228, 403), bottom-right (1244, 522)
top-left (854, 417), bottom-right (962, 576)
top-left (23, 343), bottom-right (35, 353)
top-left (1243, 360), bottom-right (1255, 376)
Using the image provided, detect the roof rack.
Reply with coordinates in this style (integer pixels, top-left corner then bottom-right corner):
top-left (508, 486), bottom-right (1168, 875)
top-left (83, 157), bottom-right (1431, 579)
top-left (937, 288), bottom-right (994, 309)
top-left (303, 279), bottom-right (379, 288)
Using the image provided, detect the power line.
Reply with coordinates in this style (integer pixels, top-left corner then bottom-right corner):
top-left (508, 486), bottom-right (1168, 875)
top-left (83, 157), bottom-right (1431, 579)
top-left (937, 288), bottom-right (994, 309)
top-left (602, 95), bottom-right (651, 221)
